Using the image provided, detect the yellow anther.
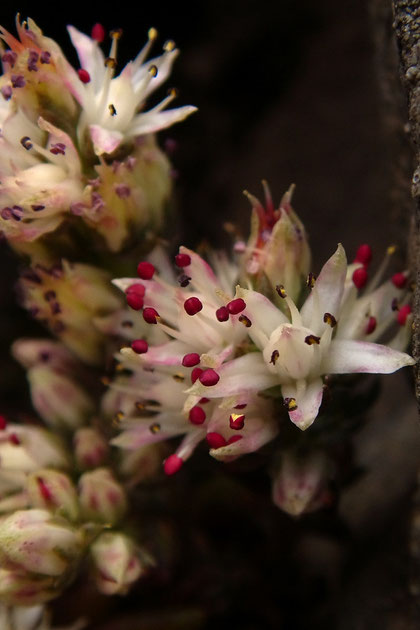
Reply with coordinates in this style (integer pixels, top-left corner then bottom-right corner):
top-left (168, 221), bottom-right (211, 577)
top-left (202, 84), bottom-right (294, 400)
top-left (239, 314), bottom-right (252, 328)
top-left (105, 57), bottom-right (117, 69)
top-left (135, 401), bottom-right (145, 411)
top-left (307, 272), bottom-right (317, 288)
top-left (148, 27), bottom-right (158, 40)
top-left (276, 284), bottom-right (287, 299)
top-left (387, 244), bottom-right (397, 255)
top-left (305, 334), bottom-right (321, 345)
top-left (270, 350), bottom-right (279, 365)
top-left (164, 39), bottom-right (176, 52)
top-left (110, 28), bottom-right (123, 40)
top-left (173, 373), bottom-right (185, 382)
top-left (108, 103), bottom-right (117, 116)
top-left (323, 312), bottom-right (337, 327)
top-left (148, 65), bottom-right (158, 77)
top-left (284, 397), bottom-right (298, 412)
top-left (149, 422), bottom-right (161, 434)
top-left (168, 87), bottom-right (178, 98)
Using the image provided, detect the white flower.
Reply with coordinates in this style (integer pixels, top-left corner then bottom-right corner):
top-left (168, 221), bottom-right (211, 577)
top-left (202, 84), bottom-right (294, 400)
top-left (187, 244), bottom-right (415, 430)
top-left (67, 26), bottom-right (197, 155)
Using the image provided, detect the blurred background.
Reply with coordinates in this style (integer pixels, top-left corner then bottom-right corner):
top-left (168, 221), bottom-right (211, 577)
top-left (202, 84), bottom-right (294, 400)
top-left (1, 1), bottom-right (419, 628)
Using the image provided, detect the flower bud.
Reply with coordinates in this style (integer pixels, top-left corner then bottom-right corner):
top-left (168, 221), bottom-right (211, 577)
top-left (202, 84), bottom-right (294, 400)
top-left (272, 451), bottom-right (331, 516)
top-left (118, 443), bottom-right (165, 483)
top-left (25, 365), bottom-right (94, 431)
top-left (0, 509), bottom-right (84, 577)
top-left (90, 532), bottom-right (144, 595)
top-left (73, 428), bottom-right (109, 470)
top-left (240, 183), bottom-right (311, 306)
top-left (18, 261), bottom-right (121, 364)
top-left (77, 136), bottom-right (172, 252)
top-left (78, 468), bottom-right (127, 525)
top-left (0, 567), bottom-right (56, 606)
top-left (27, 469), bottom-right (79, 521)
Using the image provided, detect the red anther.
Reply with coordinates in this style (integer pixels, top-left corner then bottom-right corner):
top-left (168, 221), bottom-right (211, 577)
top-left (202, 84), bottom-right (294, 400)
top-left (199, 369), bottom-right (220, 387)
top-left (354, 244), bottom-right (372, 265)
top-left (227, 298), bottom-right (246, 315)
top-left (126, 283), bottom-right (146, 297)
top-left (77, 68), bottom-right (91, 83)
top-left (131, 339), bottom-right (148, 354)
top-left (143, 307), bottom-right (160, 324)
top-left (9, 433), bottom-right (20, 445)
top-left (182, 353), bottom-right (200, 367)
top-left (365, 316), bottom-right (377, 335)
top-left (352, 267), bottom-right (368, 289)
top-left (392, 272), bottom-right (407, 289)
top-left (229, 413), bottom-right (245, 430)
top-left (234, 403), bottom-right (247, 409)
top-left (126, 292), bottom-right (144, 310)
top-left (227, 435), bottom-right (243, 445)
top-left (37, 477), bottom-right (52, 502)
top-left (184, 296), bottom-right (203, 316)
top-left (0, 415), bottom-right (7, 430)
top-left (216, 306), bottom-right (229, 322)
top-left (397, 304), bottom-right (412, 326)
top-left (199, 397), bottom-right (210, 404)
top-left (175, 253), bottom-right (191, 268)
top-left (206, 432), bottom-right (227, 449)
top-left (191, 367), bottom-right (203, 383)
top-left (91, 23), bottom-right (105, 42)
top-left (163, 454), bottom-right (183, 476)
top-left (189, 406), bottom-right (206, 425)
top-left (137, 261), bottom-right (155, 280)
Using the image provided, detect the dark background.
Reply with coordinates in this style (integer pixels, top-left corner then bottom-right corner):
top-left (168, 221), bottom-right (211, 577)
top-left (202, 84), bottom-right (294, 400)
top-left (1, 2), bottom-right (419, 628)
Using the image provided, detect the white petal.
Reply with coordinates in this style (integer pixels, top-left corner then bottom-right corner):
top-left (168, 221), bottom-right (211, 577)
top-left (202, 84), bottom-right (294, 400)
top-left (67, 25), bottom-right (106, 91)
top-left (236, 287), bottom-right (288, 349)
top-left (323, 339), bottom-right (416, 374)
top-left (89, 125), bottom-right (124, 155)
top-left (128, 106), bottom-right (197, 136)
top-left (301, 244), bottom-right (347, 335)
top-left (281, 378), bottom-right (324, 430)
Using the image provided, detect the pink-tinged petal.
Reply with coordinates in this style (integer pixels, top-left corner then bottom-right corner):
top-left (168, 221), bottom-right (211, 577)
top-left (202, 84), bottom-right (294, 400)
top-left (187, 353), bottom-right (278, 399)
top-left (281, 378), bottom-right (324, 430)
top-left (323, 339), bottom-right (416, 374)
top-left (175, 427), bottom-right (206, 462)
top-left (178, 246), bottom-right (219, 296)
top-left (111, 413), bottom-right (185, 450)
top-left (128, 106), bottom-right (198, 137)
top-left (89, 125), bottom-right (124, 156)
top-left (301, 244), bottom-right (347, 335)
top-left (67, 26), bottom-right (106, 91)
top-left (236, 287), bottom-right (288, 349)
top-left (135, 340), bottom-right (191, 366)
top-left (37, 117), bottom-right (80, 176)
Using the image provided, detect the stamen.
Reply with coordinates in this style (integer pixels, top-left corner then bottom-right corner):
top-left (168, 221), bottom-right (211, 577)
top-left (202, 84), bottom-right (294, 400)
top-left (131, 339), bottom-right (148, 354)
top-left (149, 422), bottom-right (161, 434)
top-left (108, 103), bottom-right (117, 116)
top-left (235, 403), bottom-right (247, 409)
top-left (40, 51), bottom-right (51, 64)
top-left (1, 86), bottom-right (12, 101)
top-left (175, 253), bottom-right (191, 268)
top-left (239, 314), bottom-right (252, 327)
top-left (173, 373), bottom-right (185, 383)
top-left (20, 136), bottom-right (33, 150)
top-left (125, 285), bottom-right (144, 310)
top-left (323, 312), bottom-right (337, 327)
top-left (391, 298), bottom-right (399, 311)
top-left (178, 274), bottom-right (191, 287)
top-left (216, 306), bottom-right (229, 322)
top-left (397, 304), bottom-right (412, 325)
top-left (200, 398), bottom-right (210, 404)
top-left (148, 64), bottom-right (158, 77)
top-left (276, 284), bottom-right (287, 298)
top-left (110, 28), bottom-right (123, 40)
top-left (365, 316), bottom-right (377, 334)
top-left (199, 369), bottom-right (220, 386)
top-left (283, 397), bottom-right (298, 412)
top-left (392, 272), bottom-right (407, 289)
top-left (227, 435), bottom-right (243, 445)
top-left (50, 143), bottom-right (66, 155)
top-left (11, 74), bottom-right (25, 88)
top-left (163, 454), bottom-right (183, 476)
top-left (270, 350), bottom-right (279, 365)
top-left (36, 477), bottom-right (52, 502)
top-left (91, 23), bottom-right (105, 43)
top-left (31, 204), bottom-right (45, 212)
top-left (9, 433), bottom-right (20, 445)
top-left (191, 367), bottom-right (203, 383)
top-left (182, 353), bottom-right (200, 367)
top-left (143, 307), bottom-right (160, 324)
top-left (189, 406), bottom-right (206, 425)
top-left (307, 273), bottom-right (317, 288)
top-left (163, 39), bottom-right (176, 52)
top-left (137, 261), bottom-right (155, 279)
top-left (352, 267), bottom-right (368, 289)
top-left (354, 244), bottom-right (372, 265)
top-left (227, 298), bottom-right (246, 314)
top-left (229, 413), bottom-right (245, 430)
top-left (184, 296), bottom-right (203, 316)
top-left (104, 57), bottom-right (117, 69)
top-left (132, 27), bottom-right (158, 71)
top-left (206, 432), bottom-right (226, 449)
top-left (305, 334), bottom-right (320, 345)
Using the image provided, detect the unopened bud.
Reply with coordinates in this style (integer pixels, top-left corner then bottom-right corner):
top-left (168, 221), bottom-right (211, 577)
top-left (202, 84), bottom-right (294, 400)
top-left (73, 428), bottom-right (109, 470)
top-left (90, 532), bottom-right (144, 595)
top-left (78, 468), bottom-right (127, 525)
top-left (27, 469), bottom-right (79, 521)
top-left (0, 567), bottom-right (56, 606)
